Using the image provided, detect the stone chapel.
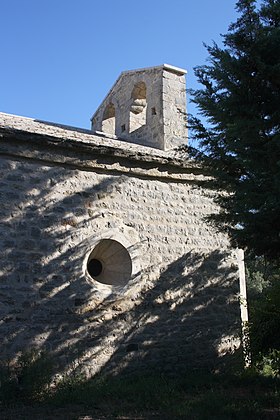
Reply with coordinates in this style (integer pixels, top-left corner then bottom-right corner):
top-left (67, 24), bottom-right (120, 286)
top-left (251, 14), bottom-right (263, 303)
top-left (0, 64), bottom-right (247, 377)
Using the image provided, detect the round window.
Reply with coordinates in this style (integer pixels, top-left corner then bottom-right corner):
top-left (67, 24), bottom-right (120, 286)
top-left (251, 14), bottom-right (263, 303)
top-left (87, 239), bottom-right (132, 286)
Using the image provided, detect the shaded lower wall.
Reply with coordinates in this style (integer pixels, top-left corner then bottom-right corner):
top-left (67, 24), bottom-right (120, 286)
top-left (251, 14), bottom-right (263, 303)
top-left (0, 156), bottom-right (243, 377)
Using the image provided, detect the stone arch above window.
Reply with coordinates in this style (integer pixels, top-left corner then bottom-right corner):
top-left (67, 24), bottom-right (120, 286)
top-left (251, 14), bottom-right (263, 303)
top-left (102, 103), bottom-right (115, 135)
top-left (129, 82), bottom-right (147, 133)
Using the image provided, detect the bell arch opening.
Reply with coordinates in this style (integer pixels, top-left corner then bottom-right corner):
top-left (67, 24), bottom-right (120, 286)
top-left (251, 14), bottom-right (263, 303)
top-left (102, 103), bottom-right (115, 135)
top-left (129, 82), bottom-right (147, 133)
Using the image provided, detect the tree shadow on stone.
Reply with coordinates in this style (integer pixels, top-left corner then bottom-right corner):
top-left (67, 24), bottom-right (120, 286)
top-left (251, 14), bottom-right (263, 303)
top-left (78, 250), bottom-right (243, 379)
top-left (0, 159), bottom-right (134, 367)
top-left (0, 156), bottom-right (243, 385)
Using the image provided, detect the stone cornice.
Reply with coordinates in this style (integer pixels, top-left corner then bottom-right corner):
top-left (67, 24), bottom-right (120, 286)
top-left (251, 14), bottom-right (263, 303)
top-left (0, 112), bottom-right (207, 182)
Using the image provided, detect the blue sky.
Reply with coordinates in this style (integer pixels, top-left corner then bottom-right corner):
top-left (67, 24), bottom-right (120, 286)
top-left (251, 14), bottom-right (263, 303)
top-left (1, 0), bottom-right (241, 131)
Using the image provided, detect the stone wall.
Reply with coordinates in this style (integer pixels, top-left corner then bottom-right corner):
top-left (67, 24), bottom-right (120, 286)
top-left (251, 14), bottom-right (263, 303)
top-left (0, 114), bottom-right (245, 378)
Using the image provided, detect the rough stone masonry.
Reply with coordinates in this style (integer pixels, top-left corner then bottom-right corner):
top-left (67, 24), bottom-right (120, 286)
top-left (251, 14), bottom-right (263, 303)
top-left (0, 64), bottom-right (247, 378)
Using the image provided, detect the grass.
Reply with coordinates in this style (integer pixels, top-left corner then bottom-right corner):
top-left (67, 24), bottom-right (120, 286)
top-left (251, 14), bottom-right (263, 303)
top-left (2, 369), bottom-right (279, 419)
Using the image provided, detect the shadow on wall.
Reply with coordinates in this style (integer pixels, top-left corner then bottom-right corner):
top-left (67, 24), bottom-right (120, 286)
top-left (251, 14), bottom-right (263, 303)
top-left (0, 157), bottom-right (242, 380)
top-left (75, 250), bottom-right (242, 379)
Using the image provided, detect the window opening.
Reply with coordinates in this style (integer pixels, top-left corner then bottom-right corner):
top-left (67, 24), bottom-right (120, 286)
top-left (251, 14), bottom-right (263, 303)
top-left (87, 239), bottom-right (132, 286)
top-left (87, 259), bottom-right (103, 277)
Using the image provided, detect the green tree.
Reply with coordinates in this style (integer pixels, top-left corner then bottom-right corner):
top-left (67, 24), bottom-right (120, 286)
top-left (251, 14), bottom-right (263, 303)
top-left (189, 0), bottom-right (280, 260)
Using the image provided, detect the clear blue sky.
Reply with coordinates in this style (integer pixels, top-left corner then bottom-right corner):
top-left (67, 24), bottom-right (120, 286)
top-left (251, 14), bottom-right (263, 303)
top-left (1, 0), bottom-right (241, 130)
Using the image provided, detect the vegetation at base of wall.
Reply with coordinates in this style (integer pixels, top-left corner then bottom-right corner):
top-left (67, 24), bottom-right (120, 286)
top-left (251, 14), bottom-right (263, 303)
top-left (50, 370), bottom-right (280, 418)
top-left (246, 255), bottom-right (280, 376)
top-left (1, 356), bottom-right (280, 419)
top-left (0, 350), bottom-right (53, 405)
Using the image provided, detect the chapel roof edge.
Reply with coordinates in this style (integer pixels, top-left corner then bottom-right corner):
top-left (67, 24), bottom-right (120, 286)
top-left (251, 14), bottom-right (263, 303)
top-left (119, 64), bottom-right (187, 77)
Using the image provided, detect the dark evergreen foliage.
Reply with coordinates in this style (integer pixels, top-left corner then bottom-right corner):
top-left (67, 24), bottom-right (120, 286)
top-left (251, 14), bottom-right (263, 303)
top-left (189, 0), bottom-right (280, 259)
